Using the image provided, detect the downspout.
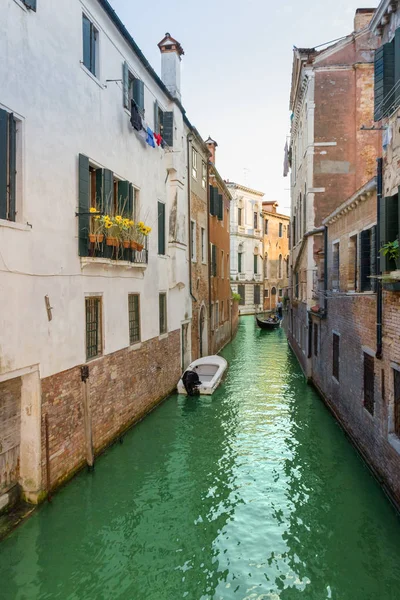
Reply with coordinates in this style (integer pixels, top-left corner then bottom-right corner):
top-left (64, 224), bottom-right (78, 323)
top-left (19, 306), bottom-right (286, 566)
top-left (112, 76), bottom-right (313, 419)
top-left (207, 164), bottom-right (212, 354)
top-left (186, 133), bottom-right (197, 303)
top-left (323, 225), bottom-right (328, 317)
top-left (376, 157), bottom-right (383, 359)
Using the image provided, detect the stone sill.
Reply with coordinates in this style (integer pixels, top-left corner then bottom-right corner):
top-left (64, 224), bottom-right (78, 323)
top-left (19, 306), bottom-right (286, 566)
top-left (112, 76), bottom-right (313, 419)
top-left (80, 257), bottom-right (147, 270)
top-left (0, 219), bottom-right (31, 232)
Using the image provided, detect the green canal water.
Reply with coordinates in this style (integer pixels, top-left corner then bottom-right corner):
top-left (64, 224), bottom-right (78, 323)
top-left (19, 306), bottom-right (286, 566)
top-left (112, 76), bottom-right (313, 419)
top-left (2, 317), bottom-right (400, 599)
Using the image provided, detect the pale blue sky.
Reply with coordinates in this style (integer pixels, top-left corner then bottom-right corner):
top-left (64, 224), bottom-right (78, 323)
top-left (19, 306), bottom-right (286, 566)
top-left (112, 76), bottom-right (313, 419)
top-left (109, 0), bottom-right (378, 212)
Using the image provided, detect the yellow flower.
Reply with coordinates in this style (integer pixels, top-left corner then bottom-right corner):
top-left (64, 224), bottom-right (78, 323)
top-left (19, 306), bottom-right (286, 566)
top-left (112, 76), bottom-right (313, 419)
top-left (129, 220), bottom-right (134, 226)
top-left (138, 221), bottom-right (144, 228)
top-left (115, 215), bottom-right (122, 223)
top-left (90, 207), bottom-right (98, 214)
top-left (105, 222), bottom-right (113, 229)
top-left (95, 215), bottom-right (100, 220)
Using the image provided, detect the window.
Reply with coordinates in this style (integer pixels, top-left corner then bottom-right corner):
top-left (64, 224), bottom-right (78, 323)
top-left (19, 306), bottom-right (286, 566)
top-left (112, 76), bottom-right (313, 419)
top-left (191, 220), bottom-right (196, 261)
top-left (158, 201), bottom-right (165, 255)
top-left (254, 254), bottom-right (258, 275)
top-left (238, 207), bottom-right (242, 226)
top-left (364, 353), bottom-right (374, 415)
top-left (278, 254), bottom-right (282, 279)
top-left (159, 293), bottom-right (167, 335)
top-left (227, 254), bottom-right (230, 278)
top-left (279, 222), bottom-right (283, 238)
top-left (123, 62), bottom-right (145, 116)
top-left (221, 301), bottom-right (224, 324)
top-left (201, 227), bottom-right (206, 262)
top-left (264, 289), bottom-right (269, 298)
top-left (82, 14), bottom-right (98, 77)
top-left (154, 100), bottom-right (164, 135)
top-left (333, 333), bottom-right (340, 381)
top-left (360, 227), bottom-right (377, 292)
top-left (128, 294), bottom-right (140, 344)
top-left (192, 148), bottom-right (198, 179)
top-left (215, 302), bottom-right (219, 328)
top-left (238, 285), bottom-right (245, 305)
top-left (374, 39), bottom-right (397, 121)
top-left (86, 297), bottom-right (102, 360)
top-left (211, 244), bottom-right (217, 276)
top-left (264, 253), bottom-right (268, 279)
top-left (238, 251), bottom-right (243, 273)
top-left (0, 109), bottom-right (17, 221)
top-left (380, 194), bottom-right (398, 272)
top-left (294, 272), bottom-right (299, 298)
top-left (286, 255), bottom-right (289, 277)
top-left (348, 235), bottom-right (358, 291)
top-left (332, 242), bottom-right (340, 291)
top-left (254, 285), bottom-right (260, 305)
top-left (278, 289), bottom-right (283, 297)
top-left (265, 219), bottom-right (268, 234)
top-left (313, 323), bottom-right (318, 357)
top-left (202, 161), bottom-right (207, 189)
top-left (221, 250), bottom-right (224, 278)
top-left (22, 0), bottom-right (37, 9)
top-left (393, 368), bottom-right (400, 437)
top-left (271, 287), bottom-right (277, 296)
top-left (254, 212), bottom-right (258, 230)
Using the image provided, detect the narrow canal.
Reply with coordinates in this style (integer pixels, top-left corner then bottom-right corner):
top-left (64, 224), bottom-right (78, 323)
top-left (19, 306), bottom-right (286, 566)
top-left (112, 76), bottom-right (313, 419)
top-left (2, 317), bottom-right (400, 600)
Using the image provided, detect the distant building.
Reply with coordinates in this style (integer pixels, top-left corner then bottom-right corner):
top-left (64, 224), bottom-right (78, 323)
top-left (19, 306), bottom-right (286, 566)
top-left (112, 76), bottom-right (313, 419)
top-left (228, 182), bottom-right (264, 314)
top-left (262, 202), bottom-right (290, 311)
top-left (207, 138), bottom-right (233, 353)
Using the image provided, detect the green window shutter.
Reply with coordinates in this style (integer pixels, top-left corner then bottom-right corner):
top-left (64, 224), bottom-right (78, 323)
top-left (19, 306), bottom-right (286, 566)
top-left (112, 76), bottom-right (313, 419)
top-left (374, 41), bottom-right (395, 120)
top-left (395, 29), bottom-right (400, 107)
top-left (163, 111), bottom-right (174, 146)
top-left (103, 169), bottom-right (113, 213)
top-left (78, 154), bottom-right (90, 257)
top-left (209, 185), bottom-right (214, 215)
top-left (128, 183), bottom-right (134, 219)
top-left (370, 225), bottom-right (377, 292)
top-left (360, 229), bottom-right (372, 291)
top-left (8, 113), bottom-right (16, 221)
top-left (380, 195), bottom-right (399, 271)
top-left (117, 180), bottom-right (130, 213)
top-left (212, 244), bottom-right (217, 276)
top-left (217, 194), bottom-right (223, 220)
top-left (158, 201), bottom-right (165, 255)
top-left (210, 187), bottom-right (218, 216)
top-left (122, 62), bottom-right (129, 108)
top-left (133, 79), bottom-right (144, 113)
top-left (254, 255), bottom-right (258, 274)
top-left (0, 109), bottom-right (8, 220)
top-left (154, 100), bottom-right (159, 134)
top-left (23, 0), bottom-right (37, 10)
top-left (82, 14), bottom-right (91, 72)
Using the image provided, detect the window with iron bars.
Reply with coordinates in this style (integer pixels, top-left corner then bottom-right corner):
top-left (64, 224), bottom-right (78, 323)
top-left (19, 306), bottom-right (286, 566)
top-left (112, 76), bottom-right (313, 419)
top-left (128, 294), bottom-right (140, 345)
top-left (159, 293), bottom-right (167, 335)
top-left (86, 297), bottom-right (102, 360)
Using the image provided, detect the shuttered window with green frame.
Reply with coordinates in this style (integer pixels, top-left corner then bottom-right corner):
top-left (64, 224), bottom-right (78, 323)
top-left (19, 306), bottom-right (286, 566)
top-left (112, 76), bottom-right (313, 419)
top-left (158, 201), bottom-right (166, 255)
top-left (380, 194), bottom-right (399, 272)
top-left (0, 109), bottom-right (16, 222)
top-left (374, 40), bottom-right (395, 120)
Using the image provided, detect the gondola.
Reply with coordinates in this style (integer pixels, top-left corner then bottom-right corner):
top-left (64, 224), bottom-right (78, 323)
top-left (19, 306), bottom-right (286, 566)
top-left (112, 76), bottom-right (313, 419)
top-left (255, 314), bottom-right (281, 330)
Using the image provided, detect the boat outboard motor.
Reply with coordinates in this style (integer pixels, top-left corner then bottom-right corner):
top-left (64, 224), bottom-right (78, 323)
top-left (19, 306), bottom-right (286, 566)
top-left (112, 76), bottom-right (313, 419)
top-left (182, 369), bottom-right (201, 396)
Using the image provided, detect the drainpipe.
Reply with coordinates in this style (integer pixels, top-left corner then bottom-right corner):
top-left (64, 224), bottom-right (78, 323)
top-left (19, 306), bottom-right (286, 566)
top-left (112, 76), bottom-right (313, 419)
top-left (323, 225), bottom-right (328, 317)
top-left (207, 163), bottom-right (212, 354)
top-left (376, 157), bottom-right (383, 359)
top-left (187, 133), bottom-right (197, 304)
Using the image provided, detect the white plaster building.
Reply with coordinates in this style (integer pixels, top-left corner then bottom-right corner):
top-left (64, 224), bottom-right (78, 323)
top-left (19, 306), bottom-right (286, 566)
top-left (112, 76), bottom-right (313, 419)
top-left (228, 182), bottom-right (264, 314)
top-left (0, 0), bottom-right (193, 508)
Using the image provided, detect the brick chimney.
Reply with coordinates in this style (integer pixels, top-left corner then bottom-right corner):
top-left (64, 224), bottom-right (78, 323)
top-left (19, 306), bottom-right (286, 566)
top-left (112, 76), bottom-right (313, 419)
top-left (354, 8), bottom-right (375, 32)
top-left (158, 33), bottom-right (184, 102)
top-left (205, 136), bottom-right (218, 165)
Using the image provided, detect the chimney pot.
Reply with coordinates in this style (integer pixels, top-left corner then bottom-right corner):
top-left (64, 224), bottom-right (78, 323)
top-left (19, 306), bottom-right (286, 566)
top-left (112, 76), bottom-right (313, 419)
top-left (205, 136), bottom-right (218, 165)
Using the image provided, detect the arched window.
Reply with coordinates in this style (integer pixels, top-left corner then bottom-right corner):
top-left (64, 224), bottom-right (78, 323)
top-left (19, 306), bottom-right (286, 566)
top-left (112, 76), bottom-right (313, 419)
top-left (271, 287), bottom-right (277, 296)
top-left (264, 253), bottom-right (268, 278)
top-left (278, 254), bottom-right (282, 279)
top-left (238, 243), bottom-right (243, 273)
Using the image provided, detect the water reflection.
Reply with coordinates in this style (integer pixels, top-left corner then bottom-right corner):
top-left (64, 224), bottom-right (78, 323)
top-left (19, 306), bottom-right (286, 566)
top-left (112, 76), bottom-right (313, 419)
top-left (0, 318), bottom-right (400, 600)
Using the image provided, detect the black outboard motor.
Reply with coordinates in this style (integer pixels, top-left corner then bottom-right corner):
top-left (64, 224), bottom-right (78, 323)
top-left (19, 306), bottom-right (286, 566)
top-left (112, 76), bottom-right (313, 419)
top-left (182, 369), bottom-right (201, 396)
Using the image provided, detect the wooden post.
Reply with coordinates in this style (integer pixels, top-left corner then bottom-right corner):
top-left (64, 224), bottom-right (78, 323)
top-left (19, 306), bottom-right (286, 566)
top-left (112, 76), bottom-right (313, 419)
top-left (45, 414), bottom-right (52, 502)
top-left (81, 366), bottom-right (94, 469)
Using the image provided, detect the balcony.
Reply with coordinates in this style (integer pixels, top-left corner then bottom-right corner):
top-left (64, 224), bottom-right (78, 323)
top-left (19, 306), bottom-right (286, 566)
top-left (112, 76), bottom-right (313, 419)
top-left (81, 235), bottom-right (148, 269)
top-left (238, 273), bottom-right (246, 281)
top-left (254, 274), bottom-right (262, 282)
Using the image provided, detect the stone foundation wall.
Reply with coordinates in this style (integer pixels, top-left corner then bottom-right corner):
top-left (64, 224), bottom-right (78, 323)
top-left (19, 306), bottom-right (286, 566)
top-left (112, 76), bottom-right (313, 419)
top-left (41, 330), bottom-right (180, 491)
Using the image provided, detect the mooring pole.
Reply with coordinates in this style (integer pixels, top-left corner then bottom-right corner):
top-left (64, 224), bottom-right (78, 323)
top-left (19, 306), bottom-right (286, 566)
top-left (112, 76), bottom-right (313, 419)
top-left (45, 413), bottom-right (52, 502)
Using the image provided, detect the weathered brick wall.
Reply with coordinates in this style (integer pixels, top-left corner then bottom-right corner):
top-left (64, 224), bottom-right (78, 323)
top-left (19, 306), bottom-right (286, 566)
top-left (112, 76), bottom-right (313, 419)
top-left (190, 188), bottom-right (209, 360)
top-left (41, 330), bottom-right (180, 491)
top-left (287, 301), bottom-right (309, 376)
top-left (311, 293), bottom-right (400, 506)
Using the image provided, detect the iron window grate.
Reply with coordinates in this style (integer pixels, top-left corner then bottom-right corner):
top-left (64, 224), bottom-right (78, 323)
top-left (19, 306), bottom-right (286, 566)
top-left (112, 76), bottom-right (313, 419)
top-left (128, 294), bottom-right (140, 344)
top-left (159, 293), bottom-right (167, 335)
top-left (86, 297), bottom-right (102, 359)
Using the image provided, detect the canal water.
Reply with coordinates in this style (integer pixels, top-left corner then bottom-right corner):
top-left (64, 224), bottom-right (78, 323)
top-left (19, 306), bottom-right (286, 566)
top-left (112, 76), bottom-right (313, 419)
top-left (1, 317), bottom-right (400, 600)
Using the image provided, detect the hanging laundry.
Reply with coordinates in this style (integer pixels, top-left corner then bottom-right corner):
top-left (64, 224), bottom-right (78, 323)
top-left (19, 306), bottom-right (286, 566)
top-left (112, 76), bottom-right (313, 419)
top-left (154, 133), bottom-right (163, 147)
top-left (138, 127), bottom-right (147, 142)
top-left (130, 99), bottom-right (142, 131)
top-left (146, 127), bottom-right (155, 148)
top-left (383, 125), bottom-right (393, 151)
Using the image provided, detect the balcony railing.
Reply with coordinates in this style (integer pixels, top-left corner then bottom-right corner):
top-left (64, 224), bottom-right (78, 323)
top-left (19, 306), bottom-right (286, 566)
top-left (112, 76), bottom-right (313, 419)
top-left (238, 273), bottom-right (246, 281)
top-left (254, 274), bottom-right (262, 282)
top-left (86, 237), bottom-right (148, 265)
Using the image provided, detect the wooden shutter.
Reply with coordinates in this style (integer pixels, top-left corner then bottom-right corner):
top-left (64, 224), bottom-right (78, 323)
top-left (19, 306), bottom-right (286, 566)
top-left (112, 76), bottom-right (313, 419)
top-left (363, 353), bottom-right (375, 415)
top-left (217, 193), bottom-right (223, 220)
top-left (254, 285), bottom-right (260, 304)
top-left (158, 201), bottom-right (165, 255)
top-left (103, 169), bottom-right (113, 213)
top-left (374, 41), bottom-right (395, 121)
top-left (23, 0), bottom-right (37, 10)
top-left (78, 154), bottom-right (90, 257)
top-left (212, 244), bottom-right (217, 276)
top-left (370, 225), bottom-right (377, 292)
top-left (254, 254), bottom-right (258, 274)
top-left (8, 114), bottom-right (16, 221)
top-left (209, 185), bottom-right (214, 215)
top-left (154, 100), bottom-right (159, 134)
top-left (380, 195), bottom-right (399, 272)
top-left (360, 229), bottom-right (372, 291)
top-left (82, 14), bottom-right (91, 72)
top-left (0, 109), bottom-right (8, 220)
top-left (163, 111), bottom-right (174, 146)
top-left (133, 79), bottom-right (144, 113)
top-left (333, 333), bottom-right (340, 381)
top-left (117, 180), bottom-right (130, 213)
top-left (122, 62), bottom-right (129, 108)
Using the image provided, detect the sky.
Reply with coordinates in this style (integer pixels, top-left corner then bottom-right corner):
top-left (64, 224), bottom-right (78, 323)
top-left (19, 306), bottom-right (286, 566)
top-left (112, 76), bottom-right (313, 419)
top-left (109, 0), bottom-right (379, 214)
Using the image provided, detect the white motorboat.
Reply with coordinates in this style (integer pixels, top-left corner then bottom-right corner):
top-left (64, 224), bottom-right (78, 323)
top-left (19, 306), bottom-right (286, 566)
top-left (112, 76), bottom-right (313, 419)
top-left (177, 355), bottom-right (228, 396)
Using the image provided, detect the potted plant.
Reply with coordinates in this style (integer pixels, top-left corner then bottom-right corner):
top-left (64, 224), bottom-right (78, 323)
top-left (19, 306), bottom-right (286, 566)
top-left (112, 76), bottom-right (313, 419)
top-left (105, 216), bottom-right (119, 246)
top-left (89, 207), bottom-right (105, 243)
top-left (135, 221), bottom-right (151, 251)
top-left (380, 239), bottom-right (399, 272)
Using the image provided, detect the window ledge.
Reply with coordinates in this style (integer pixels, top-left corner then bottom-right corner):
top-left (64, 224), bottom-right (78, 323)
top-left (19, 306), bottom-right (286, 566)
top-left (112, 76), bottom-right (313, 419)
top-left (80, 63), bottom-right (103, 89)
top-left (12, 0), bottom-right (28, 11)
top-left (0, 219), bottom-right (31, 232)
top-left (129, 342), bottom-right (142, 351)
top-left (332, 376), bottom-right (339, 385)
top-left (158, 333), bottom-right (169, 340)
top-left (80, 257), bottom-right (147, 269)
top-left (388, 433), bottom-right (400, 455)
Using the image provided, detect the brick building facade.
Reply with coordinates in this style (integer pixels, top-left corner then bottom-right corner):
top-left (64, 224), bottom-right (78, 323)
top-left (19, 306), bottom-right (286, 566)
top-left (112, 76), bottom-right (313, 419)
top-left (262, 201), bottom-right (290, 311)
